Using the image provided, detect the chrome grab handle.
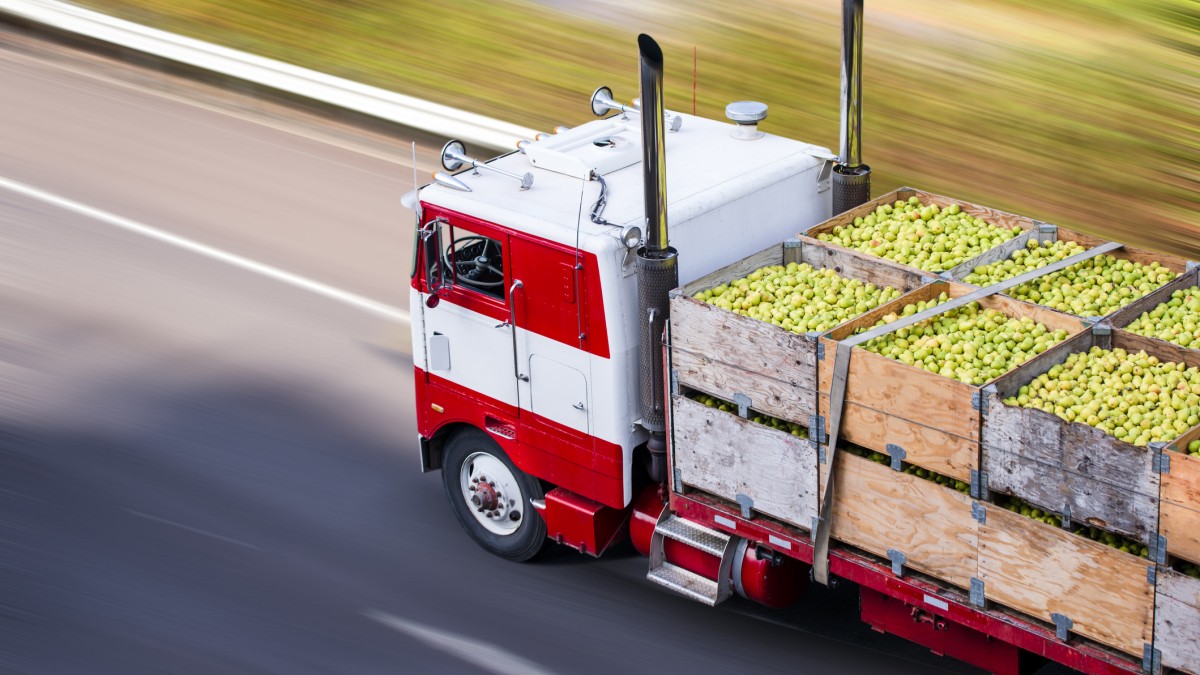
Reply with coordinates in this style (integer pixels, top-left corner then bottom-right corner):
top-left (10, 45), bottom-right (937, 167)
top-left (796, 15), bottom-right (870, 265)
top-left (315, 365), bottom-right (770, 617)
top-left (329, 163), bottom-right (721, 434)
top-left (508, 280), bottom-right (527, 382)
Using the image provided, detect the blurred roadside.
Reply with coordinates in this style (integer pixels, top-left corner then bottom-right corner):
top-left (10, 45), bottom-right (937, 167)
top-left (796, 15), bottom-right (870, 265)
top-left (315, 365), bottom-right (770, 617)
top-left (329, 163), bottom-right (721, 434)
top-left (72, 0), bottom-right (1198, 257)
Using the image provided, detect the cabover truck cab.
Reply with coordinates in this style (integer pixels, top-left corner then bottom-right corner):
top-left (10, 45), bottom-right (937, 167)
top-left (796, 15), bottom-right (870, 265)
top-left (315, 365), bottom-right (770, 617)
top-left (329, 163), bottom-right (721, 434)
top-left (411, 107), bottom-right (833, 550)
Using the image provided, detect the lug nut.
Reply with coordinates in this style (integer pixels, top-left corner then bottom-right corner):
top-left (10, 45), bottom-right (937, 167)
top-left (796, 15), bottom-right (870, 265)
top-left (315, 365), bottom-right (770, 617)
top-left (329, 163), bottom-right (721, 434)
top-left (509, 512), bottom-right (521, 521)
top-left (471, 495), bottom-right (481, 507)
top-left (479, 475), bottom-right (487, 482)
top-left (471, 477), bottom-right (478, 483)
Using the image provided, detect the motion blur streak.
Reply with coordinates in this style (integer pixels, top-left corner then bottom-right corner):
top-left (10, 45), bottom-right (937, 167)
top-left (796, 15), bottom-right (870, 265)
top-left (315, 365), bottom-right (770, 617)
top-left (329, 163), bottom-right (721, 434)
top-left (363, 609), bottom-right (561, 675)
top-left (0, 175), bottom-right (409, 322)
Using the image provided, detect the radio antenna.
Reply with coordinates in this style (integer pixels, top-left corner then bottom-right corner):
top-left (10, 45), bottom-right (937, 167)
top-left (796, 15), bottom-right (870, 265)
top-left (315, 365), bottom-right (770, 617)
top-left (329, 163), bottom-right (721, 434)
top-left (692, 46), bottom-right (697, 116)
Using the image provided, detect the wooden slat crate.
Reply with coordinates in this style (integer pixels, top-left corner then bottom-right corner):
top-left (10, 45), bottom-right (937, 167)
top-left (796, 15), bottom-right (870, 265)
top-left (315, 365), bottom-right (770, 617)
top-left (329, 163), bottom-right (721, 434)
top-left (671, 394), bottom-right (818, 529)
top-left (1155, 567), bottom-right (1200, 675)
top-left (670, 238), bottom-right (932, 427)
top-left (977, 503), bottom-right (1154, 658)
top-left (981, 328), bottom-right (1200, 546)
top-left (946, 224), bottom-right (1191, 321)
top-left (825, 451), bottom-right (979, 591)
top-left (1162, 426), bottom-right (1200, 565)
top-left (817, 280), bottom-right (1087, 483)
top-left (801, 186), bottom-right (1046, 276)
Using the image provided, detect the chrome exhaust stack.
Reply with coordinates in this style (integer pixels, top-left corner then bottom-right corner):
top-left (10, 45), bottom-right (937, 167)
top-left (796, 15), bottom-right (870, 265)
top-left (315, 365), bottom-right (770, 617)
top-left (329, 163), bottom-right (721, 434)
top-left (833, 0), bottom-right (871, 213)
top-left (634, 34), bottom-right (677, 484)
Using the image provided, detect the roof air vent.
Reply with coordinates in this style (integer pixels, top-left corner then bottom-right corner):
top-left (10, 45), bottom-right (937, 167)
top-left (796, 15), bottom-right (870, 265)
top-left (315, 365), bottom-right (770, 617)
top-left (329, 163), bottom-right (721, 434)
top-left (725, 101), bottom-right (768, 140)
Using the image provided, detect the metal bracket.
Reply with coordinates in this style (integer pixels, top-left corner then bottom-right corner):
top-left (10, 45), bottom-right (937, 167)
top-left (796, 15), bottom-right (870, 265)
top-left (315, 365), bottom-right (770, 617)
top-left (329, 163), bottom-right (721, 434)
top-left (972, 502), bottom-right (987, 524)
top-left (811, 516), bottom-right (820, 534)
top-left (1144, 643), bottom-right (1163, 674)
top-left (735, 493), bottom-right (754, 520)
top-left (1149, 534), bottom-right (1168, 565)
top-left (1147, 564), bottom-right (1157, 585)
top-left (1035, 221), bottom-right (1058, 240)
top-left (1093, 323), bottom-right (1112, 336)
top-left (818, 443), bottom-right (826, 465)
top-left (1151, 443), bottom-right (1171, 474)
top-left (1187, 260), bottom-right (1199, 273)
top-left (1061, 503), bottom-right (1072, 530)
top-left (969, 577), bottom-right (986, 608)
top-left (733, 393), bottom-right (751, 419)
top-left (971, 389), bottom-right (983, 412)
top-left (670, 369), bottom-right (679, 397)
top-left (809, 415), bottom-right (827, 446)
top-left (970, 469), bottom-right (990, 500)
top-left (672, 467), bottom-right (683, 493)
top-left (886, 549), bottom-right (907, 577)
top-left (816, 340), bottom-right (825, 361)
top-left (886, 443), bottom-right (906, 471)
top-left (1051, 613), bottom-right (1073, 641)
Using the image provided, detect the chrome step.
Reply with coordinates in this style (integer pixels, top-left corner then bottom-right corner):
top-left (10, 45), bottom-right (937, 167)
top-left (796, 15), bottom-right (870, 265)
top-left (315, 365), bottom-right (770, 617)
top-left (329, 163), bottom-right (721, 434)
top-left (647, 511), bottom-right (739, 606)
top-left (647, 562), bottom-right (722, 606)
top-left (656, 514), bottom-right (730, 558)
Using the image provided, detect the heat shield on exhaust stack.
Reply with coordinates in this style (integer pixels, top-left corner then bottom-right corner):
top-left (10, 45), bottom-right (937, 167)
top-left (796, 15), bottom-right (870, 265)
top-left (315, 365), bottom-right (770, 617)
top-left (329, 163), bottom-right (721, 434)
top-left (634, 34), bottom-right (677, 480)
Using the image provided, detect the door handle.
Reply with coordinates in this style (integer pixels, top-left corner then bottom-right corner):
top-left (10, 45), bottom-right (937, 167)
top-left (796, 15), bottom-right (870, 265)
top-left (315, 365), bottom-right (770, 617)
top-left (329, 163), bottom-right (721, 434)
top-left (572, 402), bottom-right (585, 411)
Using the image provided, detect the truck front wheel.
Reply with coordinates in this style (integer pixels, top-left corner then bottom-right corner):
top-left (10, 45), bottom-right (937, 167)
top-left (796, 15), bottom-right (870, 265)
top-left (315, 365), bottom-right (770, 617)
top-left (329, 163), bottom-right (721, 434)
top-left (441, 428), bottom-right (546, 562)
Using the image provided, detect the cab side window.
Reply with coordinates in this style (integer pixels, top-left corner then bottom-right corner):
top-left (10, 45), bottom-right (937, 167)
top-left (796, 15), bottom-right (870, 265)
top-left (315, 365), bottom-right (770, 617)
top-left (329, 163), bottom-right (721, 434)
top-left (444, 225), bottom-right (505, 300)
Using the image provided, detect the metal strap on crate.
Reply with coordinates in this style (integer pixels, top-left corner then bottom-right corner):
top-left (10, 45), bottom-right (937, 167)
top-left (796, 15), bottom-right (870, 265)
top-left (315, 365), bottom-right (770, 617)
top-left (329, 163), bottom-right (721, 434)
top-left (810, 241), bottom-right (1123, 585)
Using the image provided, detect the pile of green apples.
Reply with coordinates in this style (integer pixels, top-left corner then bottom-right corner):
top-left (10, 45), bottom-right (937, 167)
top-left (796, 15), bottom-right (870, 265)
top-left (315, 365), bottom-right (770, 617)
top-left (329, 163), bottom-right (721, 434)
top-left (1002, 347), bottom-right (1200, 446)
top-left (1125, 287), bottom-right (1200, 350)
top-left (965, 242), bottom-right (1175, 317)
top-left (815, 196), bottom-right (1022, 272)
top-left (689, 392), bottom-right (809, 438)
top-left (860, 298), bottom-right (1071, 385)
top-left (694, 262), bottom-right (903, 334)
top-left (1176, 560), bottom-right (1200, 579)
top-left (844, 445), bottom-right (970, 493)
top-left (998, 495), bottom-right (1150, 557)
top-left (962, 238), bottom-right (1088, 285)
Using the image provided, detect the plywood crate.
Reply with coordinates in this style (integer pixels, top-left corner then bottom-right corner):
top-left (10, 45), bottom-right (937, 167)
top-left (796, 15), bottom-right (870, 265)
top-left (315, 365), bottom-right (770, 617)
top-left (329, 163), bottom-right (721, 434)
top-left (823, 450), bottom-right (980, 591)
top-left (817, 280), bottom-right (1087, 483)
top-left (669, 237), bottom-right (932, 428)
top-left (945, 224), bottom-right (1191, 321)
top-left (981, 328), bottom-right (1200, 546)
top-left (671, 393), bottom-right (818, 530)
top-left (1162, 425), bottom-right (1200, 565)
top-left (1155, 567), bottom-right (1200, 675)
top-left (801, 186), bottom-right (1044, 276)
top-left (977, 502), bottom-right (1154, 658)
top-left (1105, 266), bottom-right (1200, 357)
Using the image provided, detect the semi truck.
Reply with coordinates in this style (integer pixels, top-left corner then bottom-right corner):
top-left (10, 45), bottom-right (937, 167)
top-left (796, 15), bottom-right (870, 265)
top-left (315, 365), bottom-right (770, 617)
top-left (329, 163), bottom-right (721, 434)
top-left (405, 2), bottom-right (1200, 672)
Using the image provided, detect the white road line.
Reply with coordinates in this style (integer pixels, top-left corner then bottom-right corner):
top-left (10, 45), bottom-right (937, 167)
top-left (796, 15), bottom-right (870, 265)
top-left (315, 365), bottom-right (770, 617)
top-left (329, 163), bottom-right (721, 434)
top-left (0, 176), bottom-right (409, 322)
top-left (124, 508), bottom-right (262, 550)
top-left (363, 609), bottom-right (560, 675)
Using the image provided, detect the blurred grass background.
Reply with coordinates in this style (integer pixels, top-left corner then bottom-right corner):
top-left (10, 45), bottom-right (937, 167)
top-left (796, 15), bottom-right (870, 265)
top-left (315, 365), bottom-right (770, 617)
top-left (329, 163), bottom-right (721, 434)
top-left (77, 0), bottom-right (1198, 257)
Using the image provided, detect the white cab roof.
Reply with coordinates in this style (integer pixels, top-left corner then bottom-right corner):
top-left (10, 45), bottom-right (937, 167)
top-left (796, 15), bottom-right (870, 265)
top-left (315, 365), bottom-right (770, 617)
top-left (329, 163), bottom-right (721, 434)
top-left (421, 111), bottom-right (833, 250)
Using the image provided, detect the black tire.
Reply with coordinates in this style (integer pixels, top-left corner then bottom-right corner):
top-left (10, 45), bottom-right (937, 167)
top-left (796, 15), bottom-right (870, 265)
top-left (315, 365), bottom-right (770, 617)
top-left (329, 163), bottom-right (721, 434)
top-left (441, 428), bottom-right (546, 562)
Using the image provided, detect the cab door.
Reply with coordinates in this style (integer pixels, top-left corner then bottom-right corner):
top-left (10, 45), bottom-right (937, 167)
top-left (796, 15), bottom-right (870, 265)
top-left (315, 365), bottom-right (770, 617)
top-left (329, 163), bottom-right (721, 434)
top-left (418, 213), bottom-right (521, 411)
top-left (509, 237), bottom-right (592, 438)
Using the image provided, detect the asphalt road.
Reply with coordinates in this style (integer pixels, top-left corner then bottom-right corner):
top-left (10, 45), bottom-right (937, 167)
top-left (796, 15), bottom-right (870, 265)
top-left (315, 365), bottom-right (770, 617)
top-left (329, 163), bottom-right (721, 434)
top-left (0, 27), bottom-right (990, 675)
